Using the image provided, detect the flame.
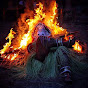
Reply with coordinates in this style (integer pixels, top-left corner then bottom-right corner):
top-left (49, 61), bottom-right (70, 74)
top-left (43, 1), bottom-right (66, 36)
top-left (64, 34), bottom-right (73, 41)
top-left (19, 2), bottom-right (46, 49)
top-left (0, 28), bottom-right (16, 54)
top-left (0, 1), bottom-right (67, 65)
top-left (19, 1), bottom-right (66, 49)
top-left (20, 31), bottom-right (33, 49)
top-left (72, 41), bottom-right (83, 53)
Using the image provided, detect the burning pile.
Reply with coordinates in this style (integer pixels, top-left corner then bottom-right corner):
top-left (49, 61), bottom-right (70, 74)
top-left (0, 1), bottom-right (85, 67)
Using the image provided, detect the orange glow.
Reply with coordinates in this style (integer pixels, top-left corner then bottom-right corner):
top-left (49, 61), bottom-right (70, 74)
top-left (72, 41), bottom-right (83, 53)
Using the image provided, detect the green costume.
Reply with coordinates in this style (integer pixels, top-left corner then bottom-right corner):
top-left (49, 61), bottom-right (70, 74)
top-left (26, 46), bottom-right (88, 79)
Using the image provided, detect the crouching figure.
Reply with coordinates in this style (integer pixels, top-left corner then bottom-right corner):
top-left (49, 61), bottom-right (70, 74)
top-left (26, 23), bottom-right (73, 82)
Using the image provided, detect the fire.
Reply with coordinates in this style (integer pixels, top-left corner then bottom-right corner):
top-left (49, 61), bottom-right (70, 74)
top-left (11, 54), bottom-right (18, 61)
top-left (0, 1), bottom-right (67, 66)
top-left (64, 34), bottom-right (73, 41)
top-left (0, 28), bottom-right (16, 54)
top-left (19, 2), bottom-right (46, 49)
top-left (20, 32), bottom-right (33, 49)
top-left (19, 1), bottom-right (66, 49)
top-left (72, 41), bottom-right (83, 53)
top-left (43, 1), bottom-right (66, 36)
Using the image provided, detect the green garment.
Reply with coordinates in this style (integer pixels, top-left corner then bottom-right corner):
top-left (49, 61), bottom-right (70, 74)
top-left (26, 46), bottom-right (88, 79)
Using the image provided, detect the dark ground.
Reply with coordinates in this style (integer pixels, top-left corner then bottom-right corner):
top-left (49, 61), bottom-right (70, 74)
top-left (0, 6), bottom-right (88, 88)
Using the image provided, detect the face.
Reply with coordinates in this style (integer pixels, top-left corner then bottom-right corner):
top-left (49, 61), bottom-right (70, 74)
top-left (36, 23), bottom-right (51, 37)
top-left (33, 23), bottom-right (51, 41)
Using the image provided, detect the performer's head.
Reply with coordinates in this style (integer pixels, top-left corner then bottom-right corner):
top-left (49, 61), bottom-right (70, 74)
top-left (33, 22), bottom-right (51, 41)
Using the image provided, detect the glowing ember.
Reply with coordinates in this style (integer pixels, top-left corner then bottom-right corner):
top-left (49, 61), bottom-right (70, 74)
top-left (64, 34), bottom-right (73, 41)
top-left (11, 54), bottom-right (18, 61)
top-left (72, 41), bottom-right (83, 53)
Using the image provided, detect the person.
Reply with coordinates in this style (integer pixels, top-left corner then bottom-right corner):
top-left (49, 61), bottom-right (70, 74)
top-left (26, 23), bottom-right (72, 82)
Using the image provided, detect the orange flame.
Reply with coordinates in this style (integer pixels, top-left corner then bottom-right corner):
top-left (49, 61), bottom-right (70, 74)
top-left (0, 1), bottom-right (67, 64)
top-left (18, 1), bottom-right (66, 49)
top-left (43, 1), bottom-right (66, 36)
top-left (0, 28), bottom-right (16, 54)
top-left (19, 32), bottom-right (33, 49)
top-left (72, 41), bottom-right (83, 53)
top-left (64, 34), bottom-right (74, 41)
